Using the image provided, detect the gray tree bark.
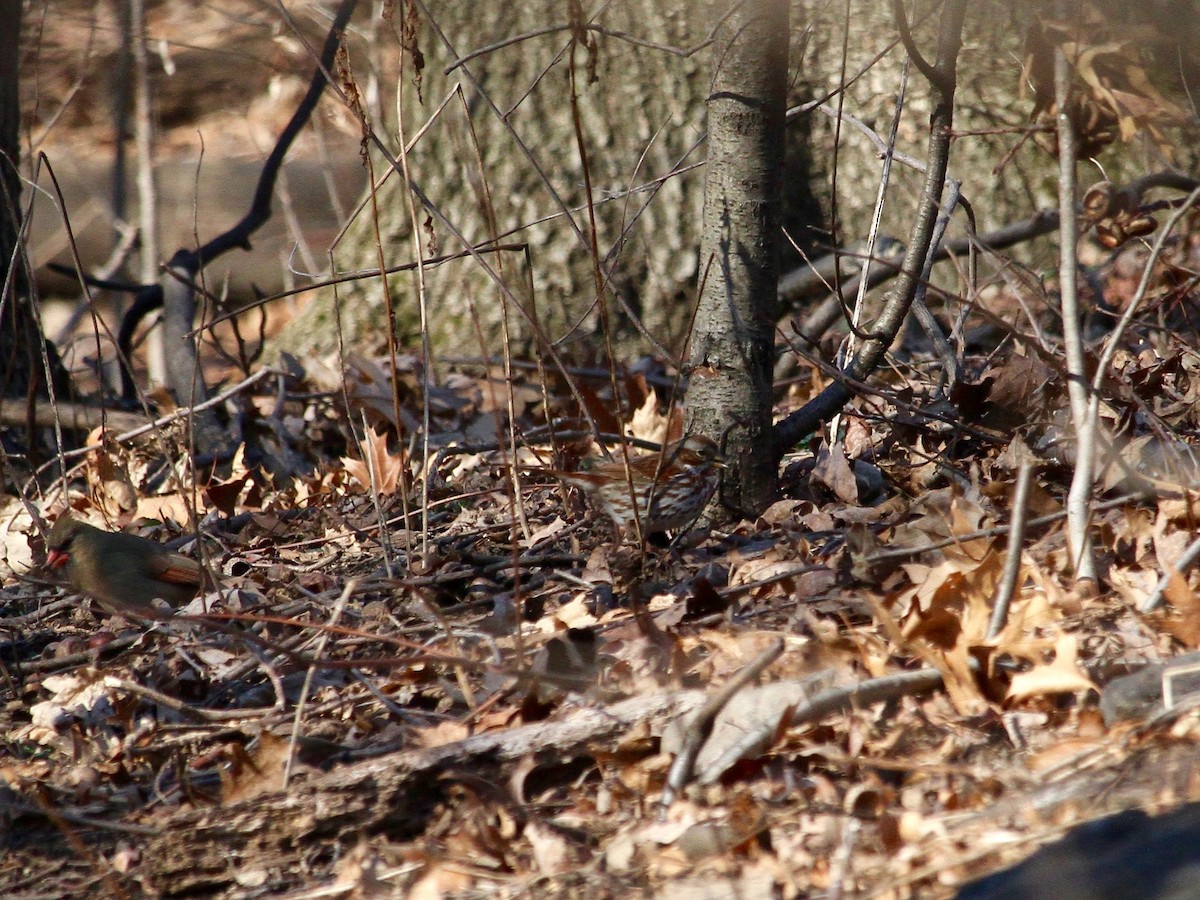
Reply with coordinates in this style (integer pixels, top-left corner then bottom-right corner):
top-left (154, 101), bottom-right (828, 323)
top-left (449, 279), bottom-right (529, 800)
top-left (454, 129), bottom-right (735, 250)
top-left (685, 0), bottom-right (788, 519)
top-left (276, 1), bottom-right (817, 366)
top-left (0, 0), bottom-right (73, 470)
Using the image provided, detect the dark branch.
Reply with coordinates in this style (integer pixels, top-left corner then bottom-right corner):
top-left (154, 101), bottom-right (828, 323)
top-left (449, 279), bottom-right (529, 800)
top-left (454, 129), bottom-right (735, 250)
top-left (171, 0), bottom-right (359, 276)
top-left (113, 0), bottom-right (358, 403)
top-left (892, 0), bottom-right (943, 88)
top-left (774, 0), bottom-right (968, 458)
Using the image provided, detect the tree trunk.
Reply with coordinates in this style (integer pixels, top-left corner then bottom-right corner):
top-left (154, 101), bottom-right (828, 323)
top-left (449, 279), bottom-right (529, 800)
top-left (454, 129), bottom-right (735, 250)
top-left (0, 0), bottom-right (73, 478)
top-left (275, 1), bottom-right (824, 367)
top-left (685, 0), bottom-right (788, 519)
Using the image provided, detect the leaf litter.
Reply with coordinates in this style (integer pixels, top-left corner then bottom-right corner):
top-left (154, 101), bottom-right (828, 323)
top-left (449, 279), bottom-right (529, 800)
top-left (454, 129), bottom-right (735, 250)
top-left (8, 240), bottom-right (1200, 896)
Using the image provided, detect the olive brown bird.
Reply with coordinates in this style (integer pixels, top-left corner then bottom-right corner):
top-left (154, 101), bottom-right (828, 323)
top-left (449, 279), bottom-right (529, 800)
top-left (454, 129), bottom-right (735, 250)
top-left (45, 515), bottom-right (204, 619)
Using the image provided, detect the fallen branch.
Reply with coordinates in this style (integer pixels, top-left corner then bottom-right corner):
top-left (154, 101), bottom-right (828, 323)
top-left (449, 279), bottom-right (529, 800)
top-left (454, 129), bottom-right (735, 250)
top-left (660, 637), bottom-right (784, 810)
top-left (142, 688), bottom-right (706, 894)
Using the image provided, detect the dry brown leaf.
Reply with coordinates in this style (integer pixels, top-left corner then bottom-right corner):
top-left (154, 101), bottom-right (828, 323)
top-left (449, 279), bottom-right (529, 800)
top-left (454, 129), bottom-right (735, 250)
top-left (204, 445), bottom-right (257, 515)
top-left (661, 674), bottom-right (843, 785)
top-left (628, 390), bottom-right (671, 446)
top-left (729, 555), bottom-right (817, 598)
top-left (1026, 736), bottom-right (1107, 774)
top-left (344, 352), bottom-right (421, 433)
top-left (87, 438), bottom-right (138, 516)
top-left (220, 731), bottom-right (312, 804)
top-left (986, 351), bottom-right (1052, 419)
top-left (582, 545), bottom-right (614, 588)
top-left (692, 630), bottom-right (790, 679)
top-left (843, 415), bottom-right (873, 459)
top-left (522, 516), bottom-right (567, 549)
top-left (134, 492), bottom-right (204, 523)
top-left (1108, 564), bottom-right (1158, 610)
top-left (1007, 634), bottom-right (1098, 703)
top-left (994, 590), bottom-right (1061, 661)
top-left (897, 546), bottom-right (1003, 625)
top-left (413, 719), bottom-right (472, 749)
top-left (329, 842), bottom-right (391, 898)
top-left (889, 486), bottom-right (993, 564)
top-left (938, 639), bottom-right (990, 716)
top-left (760, 498), bottom-right (804, 525)
top-left (548, 596), bottom-right (597, 631)
top-left (342, 427), bottom-right (405, 494)
top-left (525, 821), bottom-right (576, 875)
top-left (407, 863), bottom-right (474, 900)
top-left (811, 441), bottom-right (858, 504)
top-left (1160, 571), bottom-right (1200, 648)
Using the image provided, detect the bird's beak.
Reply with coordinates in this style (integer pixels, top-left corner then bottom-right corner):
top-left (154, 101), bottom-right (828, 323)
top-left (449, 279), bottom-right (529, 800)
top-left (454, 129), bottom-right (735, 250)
top-left (46, 550), bottom-right (69, 569)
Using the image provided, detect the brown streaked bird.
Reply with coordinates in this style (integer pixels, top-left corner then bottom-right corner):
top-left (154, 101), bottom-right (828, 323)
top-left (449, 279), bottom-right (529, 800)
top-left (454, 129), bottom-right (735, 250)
top-left (45, 515), bottom-right (204, 619)
top-left (541, 434), bottom-right (723, 538)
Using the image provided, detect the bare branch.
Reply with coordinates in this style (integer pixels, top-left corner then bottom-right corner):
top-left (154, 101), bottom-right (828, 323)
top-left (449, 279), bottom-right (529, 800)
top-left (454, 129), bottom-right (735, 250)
top-left (774, 0), bottom-right (968, 456)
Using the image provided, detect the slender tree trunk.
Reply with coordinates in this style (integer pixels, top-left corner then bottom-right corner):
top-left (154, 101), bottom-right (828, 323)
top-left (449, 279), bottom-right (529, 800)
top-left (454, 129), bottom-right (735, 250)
top-left (685, 0), bottom-right (788, 519)
top-left (0, 0), bottom-right (74, 480)
top-left (0, 3), bottom-right (68, 400)
top-left (0, 0), bottom-right (20, 307)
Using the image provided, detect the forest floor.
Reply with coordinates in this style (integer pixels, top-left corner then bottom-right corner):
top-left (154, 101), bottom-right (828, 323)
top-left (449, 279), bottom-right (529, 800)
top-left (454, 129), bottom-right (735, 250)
top-left (6, 229), bottom-right (1200, 896)
top-left (8, 1), bottom-right (1200, 898)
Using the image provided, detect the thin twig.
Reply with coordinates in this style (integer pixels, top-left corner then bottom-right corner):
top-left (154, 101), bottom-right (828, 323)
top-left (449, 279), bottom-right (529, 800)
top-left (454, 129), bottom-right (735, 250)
top-left (103, 676), bottom-right (277, 723)
top-left (831, 58), bottom-right (909, 441)
top-left (445, 21), bottom-right (717, 74)
top-left (284, 580), bottom-right (354, 788)
top-left (869, 492), bottom-right (1146, 563)
top-left (31, 367), bottom-right (275, 480)
top-left (785, 667), bottom-right (944, 736)
top-left (1141, 534), bottom-right (1200, 613)
top-left (987, 451), bottom-right (1034, 640)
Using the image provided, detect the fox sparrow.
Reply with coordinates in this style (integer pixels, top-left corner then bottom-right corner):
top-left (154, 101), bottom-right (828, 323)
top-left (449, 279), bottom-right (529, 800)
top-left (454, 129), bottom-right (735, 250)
top-left (542, 434), bottom-right (723, 538)
top-left (45, 515), bottom-right (204, 619)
